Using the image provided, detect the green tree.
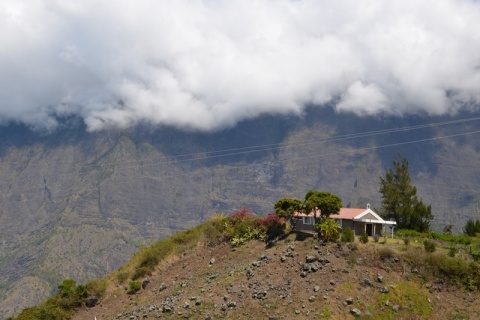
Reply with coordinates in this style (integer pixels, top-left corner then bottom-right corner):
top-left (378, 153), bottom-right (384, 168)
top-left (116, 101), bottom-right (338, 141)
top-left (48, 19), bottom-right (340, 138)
top-left (464, 219), bottom-right (480, 236)
top-left (443, 224), bottom-right (453, 235)
top-left (316, 218), bottom-right (341, 242)
top-left (303, 190), bottom-right (342, 218)
top-left (274, 197), bottom-right (303, 230)
top-left (274, 197), bottom-right (302, 220)
top-left (379, 155), bottom-right (433, 232)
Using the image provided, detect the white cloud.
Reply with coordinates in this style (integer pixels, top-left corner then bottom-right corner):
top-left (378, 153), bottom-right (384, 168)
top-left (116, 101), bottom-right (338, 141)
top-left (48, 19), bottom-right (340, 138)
top-left (0, 0), bottom-right (479, 131)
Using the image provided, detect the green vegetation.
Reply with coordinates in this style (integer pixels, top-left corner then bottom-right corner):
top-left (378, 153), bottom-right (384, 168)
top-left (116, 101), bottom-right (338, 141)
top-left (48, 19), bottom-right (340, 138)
top-left (359, 230), bottom-right (369, 244)
top-left (303, 190), bottom-right (342, 218)
top-left (464, 218), bottom-right (480, 237)
top-left (371, 281), bottom-right (432, 319)
top-left (274, 197), bottom-right (302, 221)
top-left (315, 218), bottom-right (341, 242)
top-left (14, 278), bottom-right (106, 320)
top-left (127, 281), bottom-right (141, 294)
top-left (379, 155), bottom-right (433, 232)
top-left (340, 227), bottom-right (355, 243)
top-left (423, 239), bottom-right (436, 252)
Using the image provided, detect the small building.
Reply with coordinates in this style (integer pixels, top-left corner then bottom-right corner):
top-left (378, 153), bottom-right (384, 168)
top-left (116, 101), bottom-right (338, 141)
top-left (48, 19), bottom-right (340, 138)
top-left (293, 204), bottom-right (396, 236)
top-left (330, 204), bottom-right (396, 236)
top-left (293, 209), bottom-right (321, 233)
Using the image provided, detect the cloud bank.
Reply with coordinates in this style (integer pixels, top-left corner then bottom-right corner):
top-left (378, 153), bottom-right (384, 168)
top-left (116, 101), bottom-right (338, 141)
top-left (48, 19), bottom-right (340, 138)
top-left (1, 0), bottom-right (480, 131)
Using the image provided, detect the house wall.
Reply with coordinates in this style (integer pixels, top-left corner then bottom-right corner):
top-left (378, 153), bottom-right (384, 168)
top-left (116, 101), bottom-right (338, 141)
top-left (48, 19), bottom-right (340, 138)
top-left (295, 219), bottom-right (317, 233)
top-left (353, 223), bottom-right (383, 236)
top-left (340, 219), bottom-right (354, 232)
top-left (361, 213), bottom-right (378, 220)
top-left (354, 222), bottom-right (364, 235)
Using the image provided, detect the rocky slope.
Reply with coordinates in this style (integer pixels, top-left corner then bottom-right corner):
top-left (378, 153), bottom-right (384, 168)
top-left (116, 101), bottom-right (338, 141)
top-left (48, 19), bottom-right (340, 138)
top-left (72, 235), bottom-right (480, 320)
top-left (1, 108), bottom-right (480, 318)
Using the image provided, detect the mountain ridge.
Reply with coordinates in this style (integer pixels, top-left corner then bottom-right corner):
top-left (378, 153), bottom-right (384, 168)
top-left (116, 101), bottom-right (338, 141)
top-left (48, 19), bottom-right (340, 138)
top-left (1, 107), bottom-right (480, 318)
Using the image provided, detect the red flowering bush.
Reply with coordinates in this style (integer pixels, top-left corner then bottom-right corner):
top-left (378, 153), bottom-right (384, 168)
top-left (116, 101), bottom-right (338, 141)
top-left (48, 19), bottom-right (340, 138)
top-left (262, 213), bottom-right (286, 238)
top-left (227, 208), bottom-right (265, 246)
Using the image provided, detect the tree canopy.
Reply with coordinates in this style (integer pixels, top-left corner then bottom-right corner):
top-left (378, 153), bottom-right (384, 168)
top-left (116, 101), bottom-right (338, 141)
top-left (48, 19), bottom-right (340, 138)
top-left (379, 155), bottom-right (433, 232)
top-left (274, 197), bottom-right (302, 220)
top-left (304, 190), bottom-right (342, 218)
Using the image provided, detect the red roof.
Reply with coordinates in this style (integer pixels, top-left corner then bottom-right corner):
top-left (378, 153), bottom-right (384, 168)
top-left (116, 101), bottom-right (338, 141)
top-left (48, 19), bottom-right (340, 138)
top-left (293, 208), bottom-right (321, 218)
top-left (330, 208), bottom-right (367, 220)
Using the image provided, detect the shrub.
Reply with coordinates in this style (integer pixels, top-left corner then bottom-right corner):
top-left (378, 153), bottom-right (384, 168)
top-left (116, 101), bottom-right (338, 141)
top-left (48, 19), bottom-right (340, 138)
top-left (396, 229), bottom-right (425, 238)
top-left (378, 247), bottom-right (395, 261)
top-left (448, 246), bottom-right (459, 257)
top-left (373, 234), bottom-right (380, 242)
top-left (262, 213), bottom-right (286, 239)
top-left (423, 239), bottom-right (436, 253)
top-left (347, 242), bottom-right (358, 251)
top-left (359, 231), bottom-right (369, 244)
top-left (403, 237), bottom-right (410, 245)
top-left (116, 272), bottom-right (129, 284)
top-left (340, 227), bottom-right (355, 243)
top-left (464, 219), bottom-right (480, 237)
top-left (226, 208), bottom-right (265, 246)
top-left (316, 218), bottom-right (341, 242)
top-left (128, 281), bottom-right (142, 294)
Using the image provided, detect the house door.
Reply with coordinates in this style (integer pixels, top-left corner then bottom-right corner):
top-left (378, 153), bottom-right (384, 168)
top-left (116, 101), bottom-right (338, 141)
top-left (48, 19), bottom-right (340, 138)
top-left (366, 224), bottom-right (373, 236)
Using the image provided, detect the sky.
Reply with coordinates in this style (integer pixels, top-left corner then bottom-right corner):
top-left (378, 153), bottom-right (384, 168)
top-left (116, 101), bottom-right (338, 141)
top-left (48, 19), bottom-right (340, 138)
top-left (1, 0), bottom-right (480, 131)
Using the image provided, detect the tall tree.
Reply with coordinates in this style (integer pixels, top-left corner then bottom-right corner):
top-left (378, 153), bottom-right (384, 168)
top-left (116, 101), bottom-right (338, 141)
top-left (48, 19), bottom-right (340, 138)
top-left (379, 155), bottom-right (433, 232)
top-left (303, 190), bottom-right (342, 218)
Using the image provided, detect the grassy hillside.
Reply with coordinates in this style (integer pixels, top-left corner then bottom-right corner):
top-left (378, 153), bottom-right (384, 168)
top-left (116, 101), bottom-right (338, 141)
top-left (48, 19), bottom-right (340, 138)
top-left (11, 214), bottom-right (480, 320)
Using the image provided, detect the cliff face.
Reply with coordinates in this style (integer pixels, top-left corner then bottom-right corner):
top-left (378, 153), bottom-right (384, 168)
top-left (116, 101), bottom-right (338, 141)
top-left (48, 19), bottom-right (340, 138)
top-left (1, 108), bottom-right (480, 318)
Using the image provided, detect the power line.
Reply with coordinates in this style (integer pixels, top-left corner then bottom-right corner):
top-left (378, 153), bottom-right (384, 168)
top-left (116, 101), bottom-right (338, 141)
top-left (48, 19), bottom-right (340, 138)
top-left (1, 116), bottom-right (480, 197)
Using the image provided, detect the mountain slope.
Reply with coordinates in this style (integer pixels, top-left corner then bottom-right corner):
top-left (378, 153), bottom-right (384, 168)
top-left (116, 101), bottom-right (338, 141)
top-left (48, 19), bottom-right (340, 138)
top-left (1, 108), bottom-right (480, 318)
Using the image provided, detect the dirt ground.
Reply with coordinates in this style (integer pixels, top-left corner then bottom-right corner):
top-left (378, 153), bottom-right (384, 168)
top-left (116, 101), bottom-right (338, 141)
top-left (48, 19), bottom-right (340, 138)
top-left (72, 235), bottom-right (480, 320)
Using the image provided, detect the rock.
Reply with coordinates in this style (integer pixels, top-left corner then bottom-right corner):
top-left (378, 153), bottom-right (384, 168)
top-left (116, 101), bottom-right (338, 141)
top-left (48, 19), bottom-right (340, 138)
top-left (329, 280), bottom-right (336, 286)
top-left (209, 258), bottom-right (216, 265)
top-left (251, 261), bottom-right (261, 267)
top-left (301, 263), bottom-right (311, 272)
top-left (159, 283), bottom-right (167, 291)
top-left (162, 305), bottom-right (173, 313)
top-left (377, 274), bottom-right (384, 283)
top-left (313, 286), bottom-right (320, 292)
top-left (287, 245), bottom-right (295, 252)
top-left (308, 296), bottom-right (316, 302)
top-left (280, 256), bottom-right (287, 262)
top-left (85, 296), bottom-right (98, 308)
top-left (226, 301), bottom-right (237, 308)
top-left (247, 269), bottom-right (254, 279)
top-left (306, 255), bottom-right (318, 263)
top-left (141, 279), bottom-right (150, 289)
top-left (361, 278), bottom-right (373, 287)
top-left (392, 305), bottom-right (400, 312)
top-left (300, 271), bottom-right (308, 278)
top-left (351, 308), bottom-right (362, 316)
top-left (379, 286), bottom-right (389, 293)
top-left (345, 297), bottom-right (354, 305)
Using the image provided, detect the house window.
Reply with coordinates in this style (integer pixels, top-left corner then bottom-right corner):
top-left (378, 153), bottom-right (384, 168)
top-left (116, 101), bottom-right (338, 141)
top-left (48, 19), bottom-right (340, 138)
top-left (335, 219), bottom-right (342, 227)
top-left (303, 217), bottom-right (314, 225)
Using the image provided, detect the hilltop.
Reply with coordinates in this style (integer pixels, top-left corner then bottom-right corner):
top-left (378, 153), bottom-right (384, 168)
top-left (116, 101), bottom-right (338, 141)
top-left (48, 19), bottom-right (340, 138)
top-left (14, 215), bottom-right (480, 320)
